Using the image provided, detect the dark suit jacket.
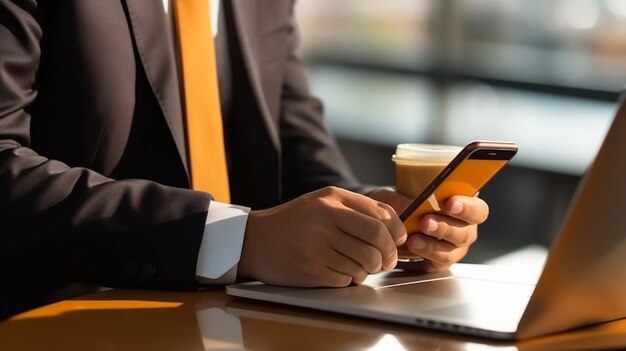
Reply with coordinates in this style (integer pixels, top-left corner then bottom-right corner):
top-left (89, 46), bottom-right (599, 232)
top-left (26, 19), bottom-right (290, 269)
top-left (0, 0), bottom-right (361, 318)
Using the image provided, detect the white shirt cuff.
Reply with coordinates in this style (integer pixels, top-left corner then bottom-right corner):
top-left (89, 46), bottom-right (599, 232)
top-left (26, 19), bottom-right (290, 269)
top-left (196, 201), bottom-right (250, 284)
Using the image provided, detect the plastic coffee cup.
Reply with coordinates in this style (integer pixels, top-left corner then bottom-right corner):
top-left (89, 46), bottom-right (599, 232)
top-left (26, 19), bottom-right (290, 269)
top-left (392, 143), bottom-right (461, 260)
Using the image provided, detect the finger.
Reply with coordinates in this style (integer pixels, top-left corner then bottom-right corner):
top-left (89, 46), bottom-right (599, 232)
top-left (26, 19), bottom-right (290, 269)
top-left (444, 196), bottom-right (489, 224)
top-left (318, 267), bottom-right (354, 287)
top-left (367, 187), bottom-right (413, 215)
top-left (330, 230), bottom-right (385, 274)
top-left (325, 249), bottom-right (370, 285)
top-left (393, 193), bottom-right (413, 215)
top-left (339, 191), bottom-right (407, 245)
top-left (334, 208), bottom-right (398, 271)
top-left (419, 214), bottom-right (478, 247)
top-left (404, 234), bottom-right (469, 272)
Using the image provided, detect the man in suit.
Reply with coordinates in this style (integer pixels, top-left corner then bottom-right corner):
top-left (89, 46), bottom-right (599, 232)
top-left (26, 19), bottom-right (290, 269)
top-left (0, 0), bottom-right (488, 319)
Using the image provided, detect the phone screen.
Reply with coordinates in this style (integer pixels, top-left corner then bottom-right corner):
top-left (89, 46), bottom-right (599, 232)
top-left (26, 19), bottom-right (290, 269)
top-left (401, 142), bottom-right (516, 234)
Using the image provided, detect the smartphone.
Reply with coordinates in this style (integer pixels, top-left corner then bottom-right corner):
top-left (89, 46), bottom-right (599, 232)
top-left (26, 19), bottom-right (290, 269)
top-left (400, 141), bottom-right (518, 235)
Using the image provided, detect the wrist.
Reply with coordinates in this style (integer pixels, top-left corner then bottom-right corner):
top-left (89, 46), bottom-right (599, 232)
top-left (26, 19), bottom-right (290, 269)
top-left (237, 210), bottom-right (264, 281)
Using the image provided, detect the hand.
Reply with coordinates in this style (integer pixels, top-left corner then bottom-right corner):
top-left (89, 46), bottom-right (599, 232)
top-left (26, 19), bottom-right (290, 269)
top-left (367, 187), bottom-right (489, 273)
top-left (400, 195), bottom-right (489, 272)
top-left (237, 186), bottom-right (407, 287)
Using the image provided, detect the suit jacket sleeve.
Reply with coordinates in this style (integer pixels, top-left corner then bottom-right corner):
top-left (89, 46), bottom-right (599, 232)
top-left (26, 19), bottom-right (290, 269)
top-left (0, 0), bottom-right (210, 290)
top-left (278, 3), bottom-right (374, 200)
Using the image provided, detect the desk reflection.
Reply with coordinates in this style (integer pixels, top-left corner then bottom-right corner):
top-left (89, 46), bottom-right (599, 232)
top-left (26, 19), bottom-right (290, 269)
top-left (0, 288), bottom-right (625, 351)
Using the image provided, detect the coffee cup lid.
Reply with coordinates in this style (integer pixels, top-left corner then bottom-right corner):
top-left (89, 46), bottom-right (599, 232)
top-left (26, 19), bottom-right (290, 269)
top-left (392, 143), bottom-right (461, 164)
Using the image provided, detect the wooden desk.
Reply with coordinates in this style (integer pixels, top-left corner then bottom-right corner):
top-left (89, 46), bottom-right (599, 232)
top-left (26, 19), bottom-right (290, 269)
top-left (1, 284), bottom-right (626, 351)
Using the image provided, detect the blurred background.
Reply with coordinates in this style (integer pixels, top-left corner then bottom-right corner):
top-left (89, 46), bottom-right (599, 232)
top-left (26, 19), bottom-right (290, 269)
top-left (295, 0), bottom-right (626, 263)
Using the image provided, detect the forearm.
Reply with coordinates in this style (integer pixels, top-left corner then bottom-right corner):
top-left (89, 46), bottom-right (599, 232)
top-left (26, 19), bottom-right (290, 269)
top-left (0, 145), bottom-right (212, 288)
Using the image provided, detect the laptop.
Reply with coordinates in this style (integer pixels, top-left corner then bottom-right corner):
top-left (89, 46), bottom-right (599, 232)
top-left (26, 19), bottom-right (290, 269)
top-left (226, 98), bottom-right (626, 340)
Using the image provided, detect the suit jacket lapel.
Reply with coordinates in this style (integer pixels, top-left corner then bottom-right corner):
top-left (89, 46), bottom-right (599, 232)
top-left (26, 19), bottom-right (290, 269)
top-left (124, 0), bottom-right (190, 176)
top-left (230, 0), bottom-right (281, 150)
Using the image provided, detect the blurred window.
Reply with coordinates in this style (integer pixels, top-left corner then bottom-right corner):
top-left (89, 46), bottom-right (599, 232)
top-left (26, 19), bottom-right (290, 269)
top-left (296, 0), bottom-right (625, 174)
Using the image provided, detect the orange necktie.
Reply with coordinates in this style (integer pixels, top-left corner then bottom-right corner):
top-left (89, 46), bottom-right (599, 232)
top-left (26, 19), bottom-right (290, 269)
top-left (174, 0), bottom-right (230, 202)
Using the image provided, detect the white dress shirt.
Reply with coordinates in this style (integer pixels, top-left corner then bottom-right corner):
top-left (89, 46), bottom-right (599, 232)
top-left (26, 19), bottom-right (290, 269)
top-left (162, 0), bottom-right (250, 284)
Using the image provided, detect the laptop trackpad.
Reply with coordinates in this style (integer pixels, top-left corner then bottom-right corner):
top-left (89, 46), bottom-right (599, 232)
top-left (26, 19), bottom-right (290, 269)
top-left (376, 275), bottom-right (534, 330)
